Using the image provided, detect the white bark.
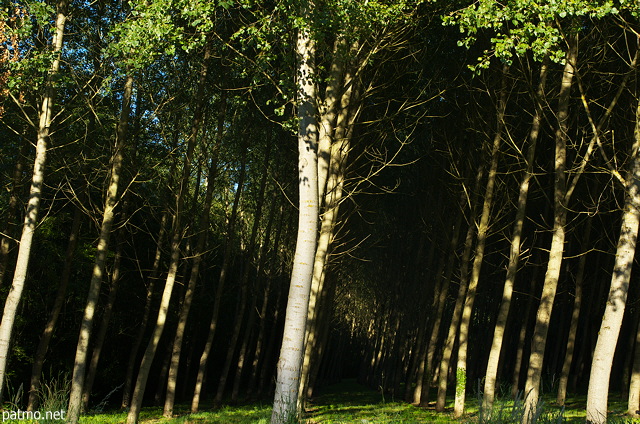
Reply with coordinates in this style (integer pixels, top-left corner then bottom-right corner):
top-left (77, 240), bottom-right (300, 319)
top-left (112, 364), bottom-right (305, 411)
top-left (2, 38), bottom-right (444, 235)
top-left (0, 0), bottom-right (68, 400)
top-left (271, 3), bottom-right (319, 421)
top-left (586, 101), bottom-right (640, 424)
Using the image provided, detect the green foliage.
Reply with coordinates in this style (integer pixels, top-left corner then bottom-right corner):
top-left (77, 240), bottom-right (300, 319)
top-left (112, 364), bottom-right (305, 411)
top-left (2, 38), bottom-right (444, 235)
top-left (444, 0), bottom-right (632, 70)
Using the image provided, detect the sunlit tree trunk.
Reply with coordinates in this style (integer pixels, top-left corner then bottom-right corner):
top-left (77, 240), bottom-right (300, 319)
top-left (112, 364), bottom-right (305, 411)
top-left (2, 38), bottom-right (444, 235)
top-left (121, 210), bottom-right (167, 408)
top-left (415, 208), bottom-right (461, 406)
top-left (522, 37), bottom-right (577, 423)
top-left (127, 44), bottom-right (211, 423)
top-left (67, 73), bottom-right (133, 424)
top-left (0, 0), bottom-right (69, 400)
top-left (435, 164), bottom-right (484, 412)
top-left (163, 82), bottom-right (225, 418)
top-left (82, 231), bottom-right (125, 410)
top-left (190, 135), bottom-right (244, 414)
top-left (453, 64), bottom-right (507, 418)
top-left (271, 1), bottom-right (319, 420)
top-left (482, 60), bottom-right (547, 416)
top-left (557, 217), bottom-right (591, 405)
top-left (586, 100), bottom-right (640, 424)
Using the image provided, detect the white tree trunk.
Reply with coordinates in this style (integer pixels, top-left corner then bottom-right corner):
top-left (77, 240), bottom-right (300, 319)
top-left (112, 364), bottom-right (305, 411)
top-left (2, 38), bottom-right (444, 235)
top-left (586, 101), bottom-right (640, 424)
top-left (0, 0), bottom-right (68, 400)
top-left (271, 2), bottom-right (319, 421)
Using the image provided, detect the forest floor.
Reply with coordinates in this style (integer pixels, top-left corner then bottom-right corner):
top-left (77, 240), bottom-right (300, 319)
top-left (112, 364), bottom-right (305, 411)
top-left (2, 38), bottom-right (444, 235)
top-left (75, 380), bottom-right (639, 424)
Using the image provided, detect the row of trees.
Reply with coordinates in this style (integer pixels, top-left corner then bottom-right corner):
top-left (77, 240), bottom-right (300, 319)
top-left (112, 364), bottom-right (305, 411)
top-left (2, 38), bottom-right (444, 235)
top-left (0, 1), bottom-right (640, 424)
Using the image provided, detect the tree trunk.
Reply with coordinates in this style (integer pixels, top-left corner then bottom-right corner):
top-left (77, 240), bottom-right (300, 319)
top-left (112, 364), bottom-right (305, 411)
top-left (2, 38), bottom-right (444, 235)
top-left (557, 217), bottom-right (591, 405)
top-left (482, 59), bottom-right (548, 416)
top-left (215, 146), bottom-right (270, 406)
top-left (82, 230), bottom-right (125, 410)
top-left (270, 2), bottom-right (319, 420)
top-left (435, 163), bottom-right (484, 412)
top-left (121, 210), bottom-right (167, 408)
top-left (67, 73), bottom-right (132, 424)
top-left (522, 36), bottom-right (577, 423)
top-left (453, 64), bottom-right (507, 418)
top-left (27, 205), bottom-right (82, 410)
top-left (162, 80), bottom-right (225, 419)
top-left (586, 100), bottom-right (640, 424)
top-left (190, 134), bottom-right (245, 415)
top-left (0, 0), bottom-right (68, 400)
top-left (127, 44), bottom-right (211, 424)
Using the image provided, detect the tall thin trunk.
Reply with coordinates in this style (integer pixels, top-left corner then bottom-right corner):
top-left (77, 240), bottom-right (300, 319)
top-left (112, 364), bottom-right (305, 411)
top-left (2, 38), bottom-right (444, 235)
top-left (557, 217), bottom-right (591, 405)
top-left (127, 43), bottom-right (211, 424)
top-left (190, 138), bottom-right (245, 415)
top-left (271, 2), bottom-right (319, 421)
top-left (586, 100), bottom-right (640, 424)
top-left (232, 193), bottom-right (278, 403)
top-left (0, 0), bottom-right (68, 399)
top-left (247, 203), bottom-right (285, 398)
top-left (27, 205), bottom-right (82, 410)
top-left (215, 146), bottom-right (270, 406)
top-left (482, 60), bottom-right (548, 416)
top-left (82, 231), bottom-right (125, 410)
top-left (522, 36), bottom-right (577, 423)
top-left (67, 73), bottom-right (133, 424)
top-left (453, 64), bottom-right (508, 418)
top-left (121, 210), bottom-right (167, 408)
top-left (435, 164), bottom-right (484, 412)
top-left (299, 63), bottom-right (356, 409)
top-left (415, 210), bottom-right (461, 406)
top-left (162, 85), bottom-right (225, 419)
top-left (628, 304), bottom-right (640, 415)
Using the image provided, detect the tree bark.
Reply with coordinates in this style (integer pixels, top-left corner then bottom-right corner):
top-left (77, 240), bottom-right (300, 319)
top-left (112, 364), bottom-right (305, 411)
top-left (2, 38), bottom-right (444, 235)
top-left (435, 163), bottom-right (484, 412)
top-left (522, 36), bottom-right (577, 423)
top-left (557, 217), bottom-right (591, 405)
top-left (482, 59), bottom-right (548, 416)
top-left (0, 0), bottom-right (69, 400)
top-left (127, 43), bottom-right (211, 424)
top-left (67, 73), bottom-right (133, 424)
top-left (453, 64), bottom-right (507, 418)
top-left (586, 99), bottom-right (640, 424)
top-left (162, 77), bottom-right (225, 418)
top-left (271, 1), bottom-right (319, 420)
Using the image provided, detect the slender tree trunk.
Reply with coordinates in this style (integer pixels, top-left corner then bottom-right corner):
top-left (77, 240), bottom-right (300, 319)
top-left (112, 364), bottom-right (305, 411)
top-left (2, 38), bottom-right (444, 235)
top-left (232, 193), bottom-right (278, 402)
top-left (435, 164), bottom-right (484, 412)
top-left (127, 44), bottom-right (211, 424)
top-left (628, 307), bottom-right (640, 415)
top-left (82, 231), bottom-right (125, 410)
top-left (416, 199), bottom-right (464, 406)
top-left (271, 2), bottom-right (319, 420)
top-left (162, 84), bottom-right (225, 419)
top-left (482, 60), bottom-right (548, 416)
top-left (557, 218), bottom-right (591, 405)
top-left (512, 264), bottom-right (539, 398)
top-left (27, 205), bottom-right (82, 410)
top-left (0, 0), bottom-right (68, 399)
top-left (522, 37), bottom-right (577, 423)
top-left (299, 68), bottom-right (356, 410)
top-left (215, 147), bottom-right (270, 406)
top-left (453, 64), bottom-right (508, 418)
top-left (121, 210), bottom-right (167, 408)
top-left (190, 140), bottom-right (245, 414)
top-left (67, 73), bottom-right (133, 424)
top-left (586, 100), bottom-right (640, 424)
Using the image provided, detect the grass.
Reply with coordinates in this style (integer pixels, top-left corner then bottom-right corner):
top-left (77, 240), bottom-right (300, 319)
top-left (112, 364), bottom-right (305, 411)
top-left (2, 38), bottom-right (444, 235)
top-left (7, 379), bottom-right (640, 423)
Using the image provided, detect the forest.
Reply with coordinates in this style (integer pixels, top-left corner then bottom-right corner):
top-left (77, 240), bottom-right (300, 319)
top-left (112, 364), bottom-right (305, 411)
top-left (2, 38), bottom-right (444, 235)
top-left (1, 0), bottom-right (640, 423)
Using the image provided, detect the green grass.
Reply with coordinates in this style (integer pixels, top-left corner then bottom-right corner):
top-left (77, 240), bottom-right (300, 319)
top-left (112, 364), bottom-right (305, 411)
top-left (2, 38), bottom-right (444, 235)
top-left (28, 380), bottom-right (639, 423)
